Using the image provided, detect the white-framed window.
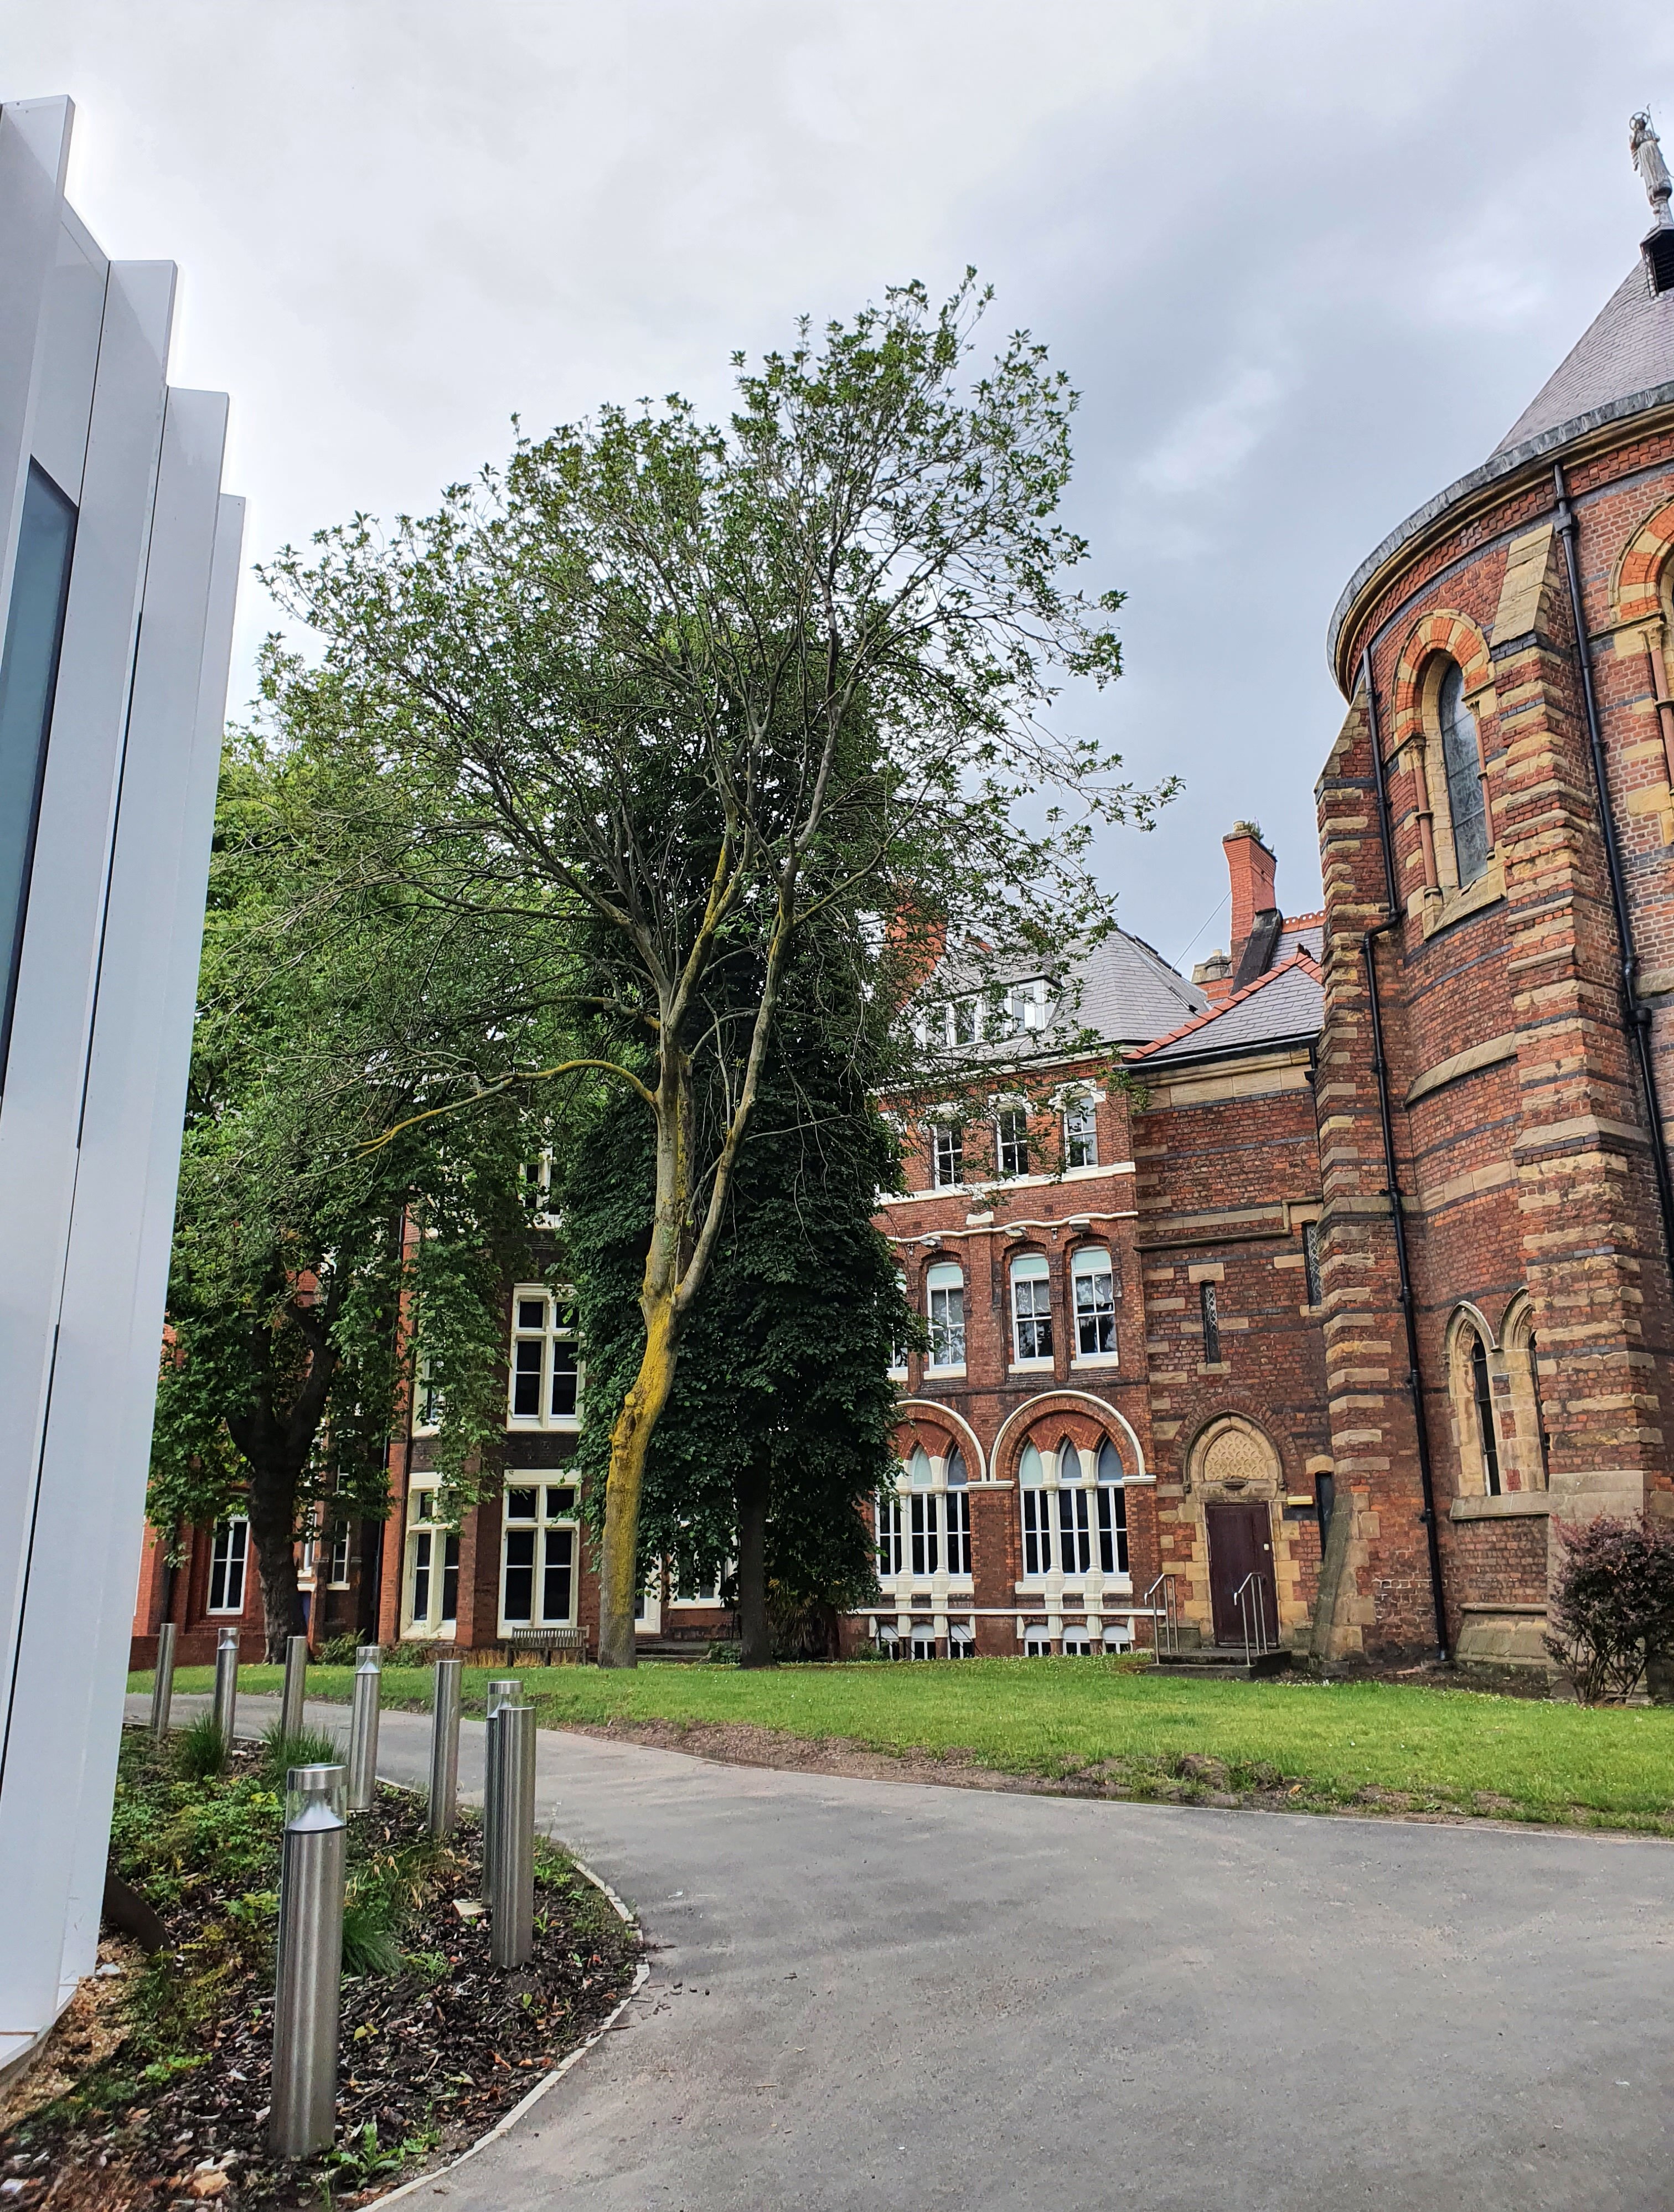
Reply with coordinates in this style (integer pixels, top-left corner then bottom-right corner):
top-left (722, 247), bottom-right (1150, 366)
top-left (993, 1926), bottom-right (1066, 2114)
top-left (948, 1622), bottom-right (976, 1658)
top-left (878, 1445), bottom-right (973, 1591)
top-left (1009, 979), bottom-right (1049, 1032)
top-left (930, 1122), bottom-right (964, 1190)
top-left (1063, 1094), bottom-right (1098, 1170)
top-left (1072, 1245), bottom-right (1118, 1360)
top-left (412, 1347), bottom-right (443, 1435)
top-left (1010, 1251), bottom-right (1053, 1363)
top-left (326, 1521), bottom-right (352, 1590)
top-left (1019, 1434), bottom-right (1128, 1583)
top-left (499, 1480), bottom-right (580, 1629)
top-left (508, 1285), bottom-right (581, 1429)
top-left (877, 1491), bottom-right (905, 1579)
top-left (908, 1622), bottom-right (937, 1660)
top-left (1023, 1622), bottom-right (1052, 1656)
top-left (1020, 1443), bottom-right (1053, 1576)
top-left (404, 1486), bottom-right (460, 1636)
top-left (1097, 1438), bottom-right (1129, 1574)
top-left (876, 1622), bottom-right (902, 1658)
top-left (1103, 1623), bottom-right (1134, 1653)
top-left (671, 1560), bottom-right (727, 1605)
top-left (208, 1517), bottom-right (249, 1614)
top-left (995, 1105), bottom-right (1030, 1179)
top-left (927, 1260), bottom-right (966, 1369)
top-left (1061, 1625), bottom-right (1092, 1655)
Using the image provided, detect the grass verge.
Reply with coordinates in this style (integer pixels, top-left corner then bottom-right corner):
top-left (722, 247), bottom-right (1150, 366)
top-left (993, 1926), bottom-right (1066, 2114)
top-left (131, 1656), bottom-right (1674, 1834)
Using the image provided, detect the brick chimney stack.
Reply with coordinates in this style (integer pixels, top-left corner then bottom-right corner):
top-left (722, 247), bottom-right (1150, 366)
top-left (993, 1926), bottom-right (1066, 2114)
top-left (1223, 822), bottom-right (1277, 970)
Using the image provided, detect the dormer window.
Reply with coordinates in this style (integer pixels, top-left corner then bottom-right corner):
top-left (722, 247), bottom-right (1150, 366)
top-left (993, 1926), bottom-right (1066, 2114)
top-left (1008, 979), bottom-right (1050, 1032)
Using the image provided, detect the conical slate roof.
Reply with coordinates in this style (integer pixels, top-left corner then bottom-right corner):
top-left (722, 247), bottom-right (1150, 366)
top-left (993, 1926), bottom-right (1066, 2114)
top-left (1493, 262), bottom-right (1674, 453)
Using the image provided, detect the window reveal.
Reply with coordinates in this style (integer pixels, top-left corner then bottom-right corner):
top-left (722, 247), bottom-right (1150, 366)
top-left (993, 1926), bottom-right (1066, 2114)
top-left (927, 1261), bottom-right (966, 1368)
top-left (1470, 1335), bottom-right (1502, 1497)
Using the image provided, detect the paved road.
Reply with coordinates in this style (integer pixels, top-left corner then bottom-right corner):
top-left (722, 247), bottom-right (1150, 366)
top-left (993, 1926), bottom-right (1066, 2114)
top-left (133, 1692), bottom-right (1674, 2210)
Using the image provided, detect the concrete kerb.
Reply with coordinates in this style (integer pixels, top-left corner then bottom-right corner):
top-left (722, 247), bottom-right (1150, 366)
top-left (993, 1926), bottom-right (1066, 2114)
top-left (130, 1702), bottom-right (647, 2200)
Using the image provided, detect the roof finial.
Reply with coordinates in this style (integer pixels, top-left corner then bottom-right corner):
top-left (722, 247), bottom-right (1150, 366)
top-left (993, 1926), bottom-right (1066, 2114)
top-left (1631, 110), bottom-right (1673, 231)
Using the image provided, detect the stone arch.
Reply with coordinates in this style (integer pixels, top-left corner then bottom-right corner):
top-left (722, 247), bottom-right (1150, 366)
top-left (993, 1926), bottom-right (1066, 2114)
top-left (1175, 1415), bottom-right (1310, 1646)
top-left (1389, 610), bottom-right (1494, 746)
top-left (1496, 1291), bottom-right (1549, 1494)
top-left (1186, 1412), bottom-right (1284, 1498)
top-left (1445, 1304), bottom-right (1504, 1498)
top-left (893, 1400), bottom-right (988, 1483)
top-left (1610, 493), bottom-right (1674, 629)
top-left (1388, 611), bottom-right (1498, 900)
top-left (990, 1391), bottom-right (1149, 1485)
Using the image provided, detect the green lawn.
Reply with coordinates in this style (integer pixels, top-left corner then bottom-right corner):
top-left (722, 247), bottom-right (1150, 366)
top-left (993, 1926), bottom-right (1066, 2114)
top-left (128, 1656), bottom-right (1674, 1834)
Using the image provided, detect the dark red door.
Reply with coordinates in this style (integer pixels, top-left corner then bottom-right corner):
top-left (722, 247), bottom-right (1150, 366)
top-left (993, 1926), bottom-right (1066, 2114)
top-left (1207, 1502), bottom-right (1278, 1647)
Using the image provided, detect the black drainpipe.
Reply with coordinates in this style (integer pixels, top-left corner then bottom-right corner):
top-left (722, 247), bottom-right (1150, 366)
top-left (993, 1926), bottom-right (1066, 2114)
top-left (1358, 646), bottom-right (1450, 1662)
top-left (1551, 462), bottom-right (1674, 1278)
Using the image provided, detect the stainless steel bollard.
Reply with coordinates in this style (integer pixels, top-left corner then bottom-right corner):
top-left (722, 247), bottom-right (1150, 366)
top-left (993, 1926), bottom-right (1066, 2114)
top-left (345, 1646), bottom-right (381, 1813)
top-left (269, 1764), bottom-right (348, 2159)
top-left (149, 1621), bottom-right (177, 1739)
top-left (428, 1658), bottom-right (462, 1837)
top-left (211, 1626), bottom-right (239, 1748)
top-left (480, 1679), bottom-right (520, 1904)
top-left (489, 1702), bottom-right (536, 1970)
top-left (280, 1634), bottom-right (308, 1739)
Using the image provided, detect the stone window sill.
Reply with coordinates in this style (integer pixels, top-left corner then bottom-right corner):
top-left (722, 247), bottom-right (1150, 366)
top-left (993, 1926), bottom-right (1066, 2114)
top-left (1418, 854), bottom-right (1505, 940)
top-left (1449, 1491), bottom-right (1551, 1522)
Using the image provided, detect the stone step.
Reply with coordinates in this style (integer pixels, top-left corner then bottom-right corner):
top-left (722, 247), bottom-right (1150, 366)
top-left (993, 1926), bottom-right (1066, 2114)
top-left (1151, 1646), bottom-right (1294, 1679)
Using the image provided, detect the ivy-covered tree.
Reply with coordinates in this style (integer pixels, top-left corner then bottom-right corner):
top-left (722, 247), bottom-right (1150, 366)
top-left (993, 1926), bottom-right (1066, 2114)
top-left (264, 276), bottom-right (1167, 1663)
top-left (148, 728), bottom-right (554, 1658)
top-left (564, 944), bottom-right (914, 1664)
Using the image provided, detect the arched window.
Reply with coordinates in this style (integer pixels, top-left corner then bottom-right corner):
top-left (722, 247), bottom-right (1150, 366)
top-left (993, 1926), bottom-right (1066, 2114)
top-left (1096, 1438), bottom-right (1128, 1575)
top-left (1060, 1625), bottom-right (1092, 1655)
top-left (948, 1622), bottom-right (975, 1658)
top-left (945, 1446), bottom-right (971, 1576)
top-left (1438, 660), bottom-right (1491, 886)
top-left (1500, 1295), bottom-right (1551, 1493)
top-left (926, 1260), bottom-right (965, 1369)
top-left (1011, 1252), bottom-right (1053, 1363)
top-left (1470, 1335), bottom-right (1502, 1496)
top-left (908, 1622), bottom-right (937, 1661)
top-left (1019, 1441), bottom-right (1052, 1576)
top-left (1071, 1245), bottom-right (1117, 1358)
top-left (1057, 1435), bottom-right (1091, 1574)
top-left (1023, 1622), bottom-right (1053, 1656)
top-left (908, 1446), bottom-right (938, 1575)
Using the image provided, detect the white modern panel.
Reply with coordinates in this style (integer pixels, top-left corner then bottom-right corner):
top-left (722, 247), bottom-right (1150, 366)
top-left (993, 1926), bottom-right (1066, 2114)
top-left (0, 99), bottom-right (73, 620)
top-left (0, 260), bottom-right (173, 1736)
top-left (54, 468), bottom-right (242, 1997)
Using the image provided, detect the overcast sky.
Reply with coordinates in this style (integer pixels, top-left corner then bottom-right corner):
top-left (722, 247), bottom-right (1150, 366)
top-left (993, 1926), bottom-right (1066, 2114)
top-left (13, 0), bottom-right (1674, 965)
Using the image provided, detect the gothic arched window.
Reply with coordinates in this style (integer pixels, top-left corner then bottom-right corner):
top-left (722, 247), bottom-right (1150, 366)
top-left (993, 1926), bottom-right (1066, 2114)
top-left (1438, 660), bottom-right (1491, 886)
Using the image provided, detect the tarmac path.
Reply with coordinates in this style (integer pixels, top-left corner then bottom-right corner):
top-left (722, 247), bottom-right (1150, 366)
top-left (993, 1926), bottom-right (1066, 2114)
top-left (130, 1690), bottom-right (1674, 2211)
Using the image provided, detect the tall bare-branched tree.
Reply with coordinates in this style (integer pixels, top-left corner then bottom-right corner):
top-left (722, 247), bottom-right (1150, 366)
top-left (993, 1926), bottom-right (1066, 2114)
top-left (264, 277), bottom-right (1166, 1665)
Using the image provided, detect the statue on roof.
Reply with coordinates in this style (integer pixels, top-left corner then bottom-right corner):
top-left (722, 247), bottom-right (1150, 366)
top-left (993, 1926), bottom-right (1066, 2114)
top-left (1631, 111), bottom-right (1673, 230)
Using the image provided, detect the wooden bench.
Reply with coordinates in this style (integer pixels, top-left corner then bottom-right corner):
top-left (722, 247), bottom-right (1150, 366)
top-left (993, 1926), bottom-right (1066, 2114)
top-left (506, 1626), bottom-right (590, 1665)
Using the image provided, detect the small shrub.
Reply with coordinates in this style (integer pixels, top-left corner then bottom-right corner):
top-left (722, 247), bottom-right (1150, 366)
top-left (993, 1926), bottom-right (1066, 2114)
top-left (258, 1721), bottom-right (343, 1784)
top-left (340, 1890), bottom-right (404, 1978)
top-left (174, 1713), bottom-right (227, 1781)
top-left (1544, 1513), bottom-right (1674, 1703)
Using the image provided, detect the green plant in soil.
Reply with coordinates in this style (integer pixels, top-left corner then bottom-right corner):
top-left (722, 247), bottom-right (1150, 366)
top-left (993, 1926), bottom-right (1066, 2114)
top-left (174, 1710), bottom-right (229, 1781)
top-left (257, 1720), bottom-right (343, 1785)
top-left (133, 1655), bottom-right (1674, 1832)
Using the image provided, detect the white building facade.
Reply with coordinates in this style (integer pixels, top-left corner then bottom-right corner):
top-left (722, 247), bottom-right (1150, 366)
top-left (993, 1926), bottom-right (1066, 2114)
top-left (0, 96), bottom-right (240, 2066)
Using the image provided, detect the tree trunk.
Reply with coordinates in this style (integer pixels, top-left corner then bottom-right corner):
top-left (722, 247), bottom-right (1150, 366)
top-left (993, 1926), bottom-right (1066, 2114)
top-left (736, 1464), bottom-right (770, 1668)
top-left (598, 1291), bottom-right (680, 1667)
top-left (247, 1466), bottom-right (307, 1663)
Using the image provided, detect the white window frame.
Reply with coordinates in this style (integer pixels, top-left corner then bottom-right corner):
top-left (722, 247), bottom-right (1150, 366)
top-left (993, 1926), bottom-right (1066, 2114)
top-left (498, 1477), bottom-right (581, 1632)
top-left (926, 1260), bottom-right (966, 1371)
top-left (1018, 1435), bottom-right (1129, 1591)
top-left (929, 1121), bottom-right (964, 1190)
top-left (876, 1447), bottom-right (973, 1600)
top-left (326, 1520), bottom-right (353, 1590)
top-left (1009, 979), bottom-right (1049, 1032)
top-left (207, 1516), bottom-right (249, 1615)
top-left (1063, 1093), bottom-right (1098, 1171)
top-left (1071, 1245), bottom-right (1118, 1365)
top-left (403, 1485), bottom-right (461, 1639)
top-left (669, 1558), bottom-right (729, 1607)
top-left (507, 1284), bottom-right (582, 1431)
top-left (995, 1104), bottom-right (1030, 1179)
top-left (1010, 1251), bottom-right (1053, 1366)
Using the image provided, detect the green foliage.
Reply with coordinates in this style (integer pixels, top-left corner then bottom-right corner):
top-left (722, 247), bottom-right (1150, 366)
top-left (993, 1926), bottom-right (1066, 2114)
top-left (150, 723), bottom-right (551, 1654)
top-left (174, 1713), bottom-right (229, 1782)
top-left (1544, 1514), bottom-right (1674, 1703)
top-left (259, 1721), bottom-right (343, 1784)
top-left (340, 1892), bottom-right (405, 1979)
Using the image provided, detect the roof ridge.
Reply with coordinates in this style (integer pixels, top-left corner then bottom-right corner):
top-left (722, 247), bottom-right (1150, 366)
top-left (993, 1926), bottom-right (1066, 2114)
top-left (1127, 949), bottom-right (1317, 1062)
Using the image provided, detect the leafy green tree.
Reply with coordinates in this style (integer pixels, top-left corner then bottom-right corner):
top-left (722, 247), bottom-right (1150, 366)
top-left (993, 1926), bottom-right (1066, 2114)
top-left (564, 943), bottom-right (914, 1663)
top-left (264, 276), bottom-right (1164, 1663)
top-left (149, 731), bottom-right (548, 1658)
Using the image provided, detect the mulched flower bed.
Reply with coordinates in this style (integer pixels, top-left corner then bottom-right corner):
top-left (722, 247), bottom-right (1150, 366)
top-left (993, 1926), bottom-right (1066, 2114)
top-left (1, 1731), bottom-right (640, 2212)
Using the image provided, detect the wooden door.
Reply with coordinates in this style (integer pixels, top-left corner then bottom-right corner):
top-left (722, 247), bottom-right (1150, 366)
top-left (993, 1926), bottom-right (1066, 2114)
top-left (1207, 1502), bottom-right (1277, 1647)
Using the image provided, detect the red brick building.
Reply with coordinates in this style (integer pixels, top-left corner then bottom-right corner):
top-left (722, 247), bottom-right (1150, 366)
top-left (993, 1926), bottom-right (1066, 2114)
top-left (131, 127), bottom-right (1674, 1673)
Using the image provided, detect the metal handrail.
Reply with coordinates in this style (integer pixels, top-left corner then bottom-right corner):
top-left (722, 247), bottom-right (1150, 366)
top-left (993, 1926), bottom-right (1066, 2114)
top-left (1143, 1573), bottom-right (1179, 1658)
top-left (1232, 1573), bottom-right (1271, 1665)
